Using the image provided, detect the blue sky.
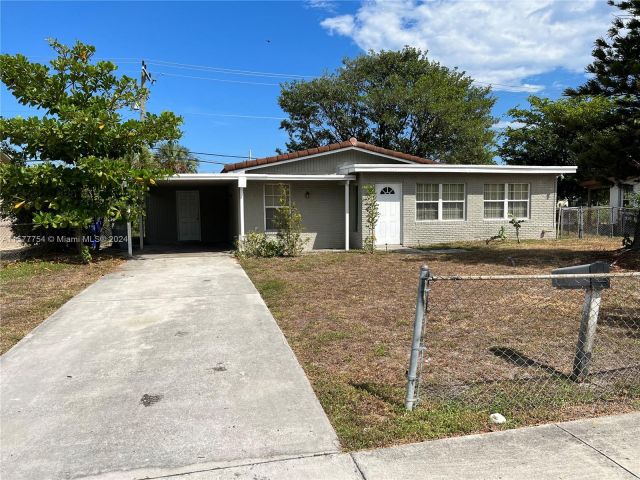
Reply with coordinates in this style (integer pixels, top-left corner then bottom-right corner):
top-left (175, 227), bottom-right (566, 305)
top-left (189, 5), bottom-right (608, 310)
top-left (1, 1), bottom-right (613, 172)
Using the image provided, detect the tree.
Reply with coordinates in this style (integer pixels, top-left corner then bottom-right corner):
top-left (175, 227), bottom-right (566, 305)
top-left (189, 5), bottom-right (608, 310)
top-left (0, 39), bottom-right (182, 259)
top-left (498, 95), bottom-right (616, 201)
top-left (566, 0), bottom-right (640, 248)
top-left (273, 185), bottom-right (307, 256)
top-left (278, 47), bottom-right (497, 164)
top-left (153, 142), bottom-right (198, 173)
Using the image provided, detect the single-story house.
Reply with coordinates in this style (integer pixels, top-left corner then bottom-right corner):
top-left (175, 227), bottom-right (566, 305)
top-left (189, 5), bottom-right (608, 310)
top-left (145, 138), bottom-right (576, 250)
top-left (580, 177), bottom-right (640, 208)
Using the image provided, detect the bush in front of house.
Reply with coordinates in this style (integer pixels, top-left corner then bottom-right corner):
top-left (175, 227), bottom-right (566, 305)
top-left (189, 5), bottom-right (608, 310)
top-left (235, 184), bottom-right (308, 258)
top-left (235, 231), bottom-right (282, 258)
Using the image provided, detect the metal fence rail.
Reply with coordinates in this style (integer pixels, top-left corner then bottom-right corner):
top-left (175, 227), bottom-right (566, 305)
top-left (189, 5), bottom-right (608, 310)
top-left (558, 206), bottom-right (638, 239)
top-left (405, 267), bottom-right (640, 415)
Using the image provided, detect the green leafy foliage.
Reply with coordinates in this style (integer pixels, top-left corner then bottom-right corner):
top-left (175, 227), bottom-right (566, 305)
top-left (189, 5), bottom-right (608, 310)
top-left (0, 39), bottom-right (182, 256)
top-left (508, 216), bottom-right (525, 244)
top-left (273, 186), bottom-right (308, 256)
top-left (236, 185), bottom-right (308, 258)
top-left (235, 231), bottom-right (282, 258)
top-left (363, 184), bottom-right (380, 253)
top-left (498, 96), bottom-right (616, 201)
top-left (279, 47), bottom-right (497, 164)
top-left (153, 142), bottom-right (198, 173)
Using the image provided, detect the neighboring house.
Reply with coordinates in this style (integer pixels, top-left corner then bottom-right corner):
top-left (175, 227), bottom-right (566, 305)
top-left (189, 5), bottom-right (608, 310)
top-left (581, 178), bottom-right (640, 208)
top-left (610, 180), bottom-right (640, 208)
top-left (145, 138), bottom-right (576, 249)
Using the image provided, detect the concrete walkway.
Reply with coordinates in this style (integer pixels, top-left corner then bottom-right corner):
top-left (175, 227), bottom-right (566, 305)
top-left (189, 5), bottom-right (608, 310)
top-left (162, 413), bottom-right (640, 479)
top-left (0, 252), bottom-right (339, 479)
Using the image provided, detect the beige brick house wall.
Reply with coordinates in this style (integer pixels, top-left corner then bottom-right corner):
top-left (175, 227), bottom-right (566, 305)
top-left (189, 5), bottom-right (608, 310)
top-left (355, 173), bottom-right (558, 246)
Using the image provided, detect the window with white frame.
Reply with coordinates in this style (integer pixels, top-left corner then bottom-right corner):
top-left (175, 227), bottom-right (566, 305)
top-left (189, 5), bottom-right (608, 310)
top-left (483, 183), bottom-right (529, 219)
top-left (264, 183), bottom-right (290, 230)
top-left (416, 183), bottom-right (465, 221)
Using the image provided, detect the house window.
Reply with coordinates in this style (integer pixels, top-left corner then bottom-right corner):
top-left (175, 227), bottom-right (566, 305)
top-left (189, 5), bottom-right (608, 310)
top-left (622, 184), bottom-right (635, 207)
top-left (264, 183), bottom-right (290, 230)
top-left (416, 183), bottom-right (465, 221)
top-left (483, 183), bottom-right (529, 219)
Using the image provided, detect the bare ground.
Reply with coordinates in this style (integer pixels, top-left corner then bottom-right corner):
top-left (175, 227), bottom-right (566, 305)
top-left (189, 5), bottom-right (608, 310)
top-left (0, 252), bottom-right (124, 354)
top-left (239, 239), bottom-right (640, 450)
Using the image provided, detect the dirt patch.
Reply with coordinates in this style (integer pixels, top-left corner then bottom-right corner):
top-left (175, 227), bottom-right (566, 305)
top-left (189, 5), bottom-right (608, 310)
top-left (0, 252), bottom-right (124, 354)
top-left (240, 239), bottom-right (640, 450)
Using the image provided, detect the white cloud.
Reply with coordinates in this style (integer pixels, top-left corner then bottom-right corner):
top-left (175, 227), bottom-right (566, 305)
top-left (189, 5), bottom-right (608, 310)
top-left (306, 0), bottom-right (338, 12)
top-left (320, 0), bottom-right (612, 92)
top-left (493, 120), bottom-right (526, 130)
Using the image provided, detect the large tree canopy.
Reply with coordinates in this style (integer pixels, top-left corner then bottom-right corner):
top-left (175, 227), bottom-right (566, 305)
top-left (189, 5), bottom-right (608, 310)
top-left (0, 39), bottom-right (183, 258)
top-left (278, 47), bottom-right (497, 164)
top-left (499, 0), bottom-right (640, 247)
top-left (565, 0), bottom-right (640, 181)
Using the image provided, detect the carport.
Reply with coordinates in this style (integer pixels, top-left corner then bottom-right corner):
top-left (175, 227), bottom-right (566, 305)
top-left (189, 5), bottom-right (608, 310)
top-left (145, 175), bottom-right (241, 248)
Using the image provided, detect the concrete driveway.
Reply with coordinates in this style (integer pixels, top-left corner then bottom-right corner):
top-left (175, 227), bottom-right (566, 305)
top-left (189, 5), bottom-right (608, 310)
top-left (0, 252), bottom-right (339, 479)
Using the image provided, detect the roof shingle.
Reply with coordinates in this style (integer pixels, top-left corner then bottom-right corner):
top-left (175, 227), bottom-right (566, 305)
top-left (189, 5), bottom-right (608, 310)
top-left (221, 137), bottom-right (435, 172)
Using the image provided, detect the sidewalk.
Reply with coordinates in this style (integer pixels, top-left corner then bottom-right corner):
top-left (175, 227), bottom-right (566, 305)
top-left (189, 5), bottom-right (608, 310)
top-left (159, 412), bottom-right (639, 480)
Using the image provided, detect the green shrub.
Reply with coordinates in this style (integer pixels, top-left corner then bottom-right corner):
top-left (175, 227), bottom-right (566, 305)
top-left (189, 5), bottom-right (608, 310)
top-left (235, 231), bottom-right (282, 258)
top-left (363, 184), bottom-right (380, 253)
top-left (273, 187), bottom-right (308, 256)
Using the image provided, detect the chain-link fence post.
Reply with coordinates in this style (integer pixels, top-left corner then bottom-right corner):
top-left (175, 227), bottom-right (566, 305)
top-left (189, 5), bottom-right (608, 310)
top-left (405, 265), bottom-right (430, 411)
top-left (578, 206), bottom-right (584, 239)
top-left (572, 286), bottom-right (603, 382)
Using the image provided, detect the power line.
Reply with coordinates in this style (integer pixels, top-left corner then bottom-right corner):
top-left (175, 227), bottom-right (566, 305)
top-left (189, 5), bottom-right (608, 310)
top-left (156, 71), bottom-right (281, 86)
top-left (146, 59), bottom-right (314, 79)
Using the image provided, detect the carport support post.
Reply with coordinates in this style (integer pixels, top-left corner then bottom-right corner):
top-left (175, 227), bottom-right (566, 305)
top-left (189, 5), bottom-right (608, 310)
top-left (126, 221), bottom-right (133, 257)
top-left (238, 175), bottom-right (246, 241)
top-left (344, 180), bottom-right (350, 251)
top-left (139, 216), bottom-right (144, 251)
top-left (572, 286), bottom-right (602, 382)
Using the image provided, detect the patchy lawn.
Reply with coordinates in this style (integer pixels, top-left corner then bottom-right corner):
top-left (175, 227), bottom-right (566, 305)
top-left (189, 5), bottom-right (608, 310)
top-left (0, 252), bottom-right (124, 354)
top-left (239, 238), bottom-right (640, 450)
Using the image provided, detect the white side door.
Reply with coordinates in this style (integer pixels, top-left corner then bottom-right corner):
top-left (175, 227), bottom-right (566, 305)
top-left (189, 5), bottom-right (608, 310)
top-left (176, 190), bottom-right (201, 241)
top-left (375, 184), bottom-right (401, 245)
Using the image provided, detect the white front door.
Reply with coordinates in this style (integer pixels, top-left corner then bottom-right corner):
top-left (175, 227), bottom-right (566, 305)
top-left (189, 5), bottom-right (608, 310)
top-left (176, 190), bottom-right (201, 241)
top-left (375, 184), bottom-right (401, 245)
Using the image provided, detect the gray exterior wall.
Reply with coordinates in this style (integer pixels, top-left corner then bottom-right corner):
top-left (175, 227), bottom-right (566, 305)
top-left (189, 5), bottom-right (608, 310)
top-left (146, 185), bottom-right (233, 245)
top-left (247, 150), bottom-right (406, 174)
top-left (243, 180), bottom-right (346, 250)
top-left (354, 173), bottom-right (557, 246)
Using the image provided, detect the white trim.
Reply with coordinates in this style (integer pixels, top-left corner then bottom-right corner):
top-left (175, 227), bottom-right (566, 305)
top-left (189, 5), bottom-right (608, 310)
top-left (483, 183), bottom-right (530, 220)
top-left (162, 173), bottom-right (355, 183)
top-left (264, 183), bottom-right (291, 232)
top-left (344, 181), bottom-right (350, 251)
top-left (340, 164), bottom-right (578, 175)
top-left (234, 146), bottom-right (418, 173)
top-left (239, 186), bottom-right (245, 239)
top-left (415, 183), bottom-right (466, 222)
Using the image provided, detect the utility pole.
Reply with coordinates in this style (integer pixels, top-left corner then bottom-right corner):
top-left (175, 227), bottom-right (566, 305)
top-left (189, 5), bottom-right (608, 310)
top-left (137, 60), bottom-right (155, 252)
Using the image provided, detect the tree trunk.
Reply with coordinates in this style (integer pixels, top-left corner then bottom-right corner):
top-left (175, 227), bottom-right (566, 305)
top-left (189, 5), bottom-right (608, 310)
top-left (75, 227), bottom-right (83, 255)
top-left (631, 210), bottom-right (640, 250)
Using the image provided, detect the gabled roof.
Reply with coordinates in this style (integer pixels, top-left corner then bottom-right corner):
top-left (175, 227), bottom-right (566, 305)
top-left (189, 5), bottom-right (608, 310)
top-left (221, 137), bottom-right (435, 172)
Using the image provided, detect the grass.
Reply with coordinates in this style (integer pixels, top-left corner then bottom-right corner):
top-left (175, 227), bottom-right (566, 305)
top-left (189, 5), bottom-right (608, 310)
top-left (239, 238), bottom-right (640, 450)
top-left (0, 252), bottom-right (124, 354)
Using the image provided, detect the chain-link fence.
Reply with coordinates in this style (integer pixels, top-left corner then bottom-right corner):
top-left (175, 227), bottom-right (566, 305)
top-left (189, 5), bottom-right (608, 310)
top-left (558, 206), bottom-right (638, 239)
top-left (0, 222), bottom-right (117, 260)
top-left (405, 267), bottom-right (640, 419)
